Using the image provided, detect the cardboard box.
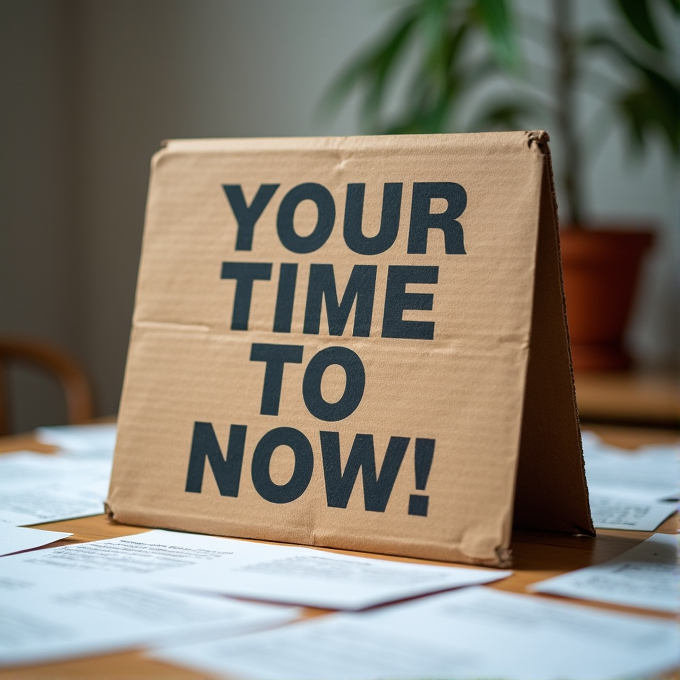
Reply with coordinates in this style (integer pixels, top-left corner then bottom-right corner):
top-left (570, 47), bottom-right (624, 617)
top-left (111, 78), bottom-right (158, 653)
top-left (107, 132), bottom-right (593, 567)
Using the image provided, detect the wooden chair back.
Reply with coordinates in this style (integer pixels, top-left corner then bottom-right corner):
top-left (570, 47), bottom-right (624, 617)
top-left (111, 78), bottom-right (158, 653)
top-left (0, 336), bottom-right (94, 436)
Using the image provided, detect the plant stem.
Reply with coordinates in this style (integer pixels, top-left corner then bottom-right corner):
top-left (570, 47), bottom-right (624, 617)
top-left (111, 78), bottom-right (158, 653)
top-left (553, 0), bottom-right (583, 228)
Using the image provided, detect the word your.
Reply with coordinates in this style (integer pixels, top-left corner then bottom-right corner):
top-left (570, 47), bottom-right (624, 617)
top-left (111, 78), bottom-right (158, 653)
top-left (223, 181), bottom-right (467, 255)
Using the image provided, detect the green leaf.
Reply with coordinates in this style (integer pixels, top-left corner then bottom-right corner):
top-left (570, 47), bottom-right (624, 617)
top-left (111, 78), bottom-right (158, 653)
top-left (362, 14), bottom-right (419, 127)
top-left (582, 30), bottom-right (669, 74)
top-left (419, 0), bottom-right (453, 86)
top-left (444, 20), bottom-right (470, 78)
top-left (616, 71), bottom-right (680, 156)
top-left (318, 6), bottom-right (419, 128)
top-left (615, 0), bottom-right (663, 50)
top-left (475, 0), bottom-right (521, 72)
top-left (664, 0), bottom-right (680, 15)
top-left (619, 92), bottom-right (656, 152)
top-left (473, 100), bottom-right (532, 131)
top-left (319, 0), bottom-right (522, 135)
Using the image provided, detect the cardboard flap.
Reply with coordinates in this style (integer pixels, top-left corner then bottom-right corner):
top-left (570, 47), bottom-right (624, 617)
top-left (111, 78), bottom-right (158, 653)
top-left (513, 134), bottom-right (594, 535)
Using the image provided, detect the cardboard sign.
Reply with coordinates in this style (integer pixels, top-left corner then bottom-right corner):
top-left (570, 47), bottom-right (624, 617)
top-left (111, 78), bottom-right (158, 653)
top-left (107, 132), bottom-right (593, 567)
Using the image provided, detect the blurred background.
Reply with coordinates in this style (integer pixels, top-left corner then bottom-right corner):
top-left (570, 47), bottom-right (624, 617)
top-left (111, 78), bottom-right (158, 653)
top-left (1, 0), bottom-right (678, 432)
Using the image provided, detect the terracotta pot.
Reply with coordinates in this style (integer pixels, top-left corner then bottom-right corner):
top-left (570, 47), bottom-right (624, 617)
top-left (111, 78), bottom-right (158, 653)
top-left (559, 228), bottom-right (654, 371)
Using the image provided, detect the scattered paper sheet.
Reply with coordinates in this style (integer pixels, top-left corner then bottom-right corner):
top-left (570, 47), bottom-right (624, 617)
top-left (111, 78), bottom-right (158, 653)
top-left (0, 450), bottom-right (111, 525)
top-left (581, 433), bottom-right (679, 530)
top-left (150, 586), bottom-right (680, 680)
top-left (0, 451), bottom-right (79, 487)
top-left (0, 488), bottom-right (105, 527)
top-left (6, 452), bottom-right (111, 492)
top-left (1, 530), bottom-right (511, 609)
top-left (0, 531), bottom-right (254, 581)
top-left (0, 582), bottom-right (297, 667)
top-left (582, 433), bottom-right (680, 501)
top-left (531, 533), bottom-right (680, 613)
top-left (0, 525), bottom-right (71, 556)
top-left (637, 441), bottom-right (680, 455)
top-left (133, 531), bottom-right (512, 609)
top-left (35, 423), bottom-right (117, 453)
top-left (0, 533), bottom-right (297, 667)
top-left (589, 490), bottom-right (677, 531)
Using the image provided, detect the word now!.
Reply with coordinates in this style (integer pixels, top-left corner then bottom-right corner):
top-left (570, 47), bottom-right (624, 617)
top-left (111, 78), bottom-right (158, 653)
top-left (223, 182), bottom-right (467, 255)
top-left (185, 422), bottom-right (435, 516)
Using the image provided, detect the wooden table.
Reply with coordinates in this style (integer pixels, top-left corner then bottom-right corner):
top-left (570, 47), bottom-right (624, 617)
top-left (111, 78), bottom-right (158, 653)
top-left (574, 370), bottom-right (680, 428)
top-left (1, 426), bottom-right (678, 679)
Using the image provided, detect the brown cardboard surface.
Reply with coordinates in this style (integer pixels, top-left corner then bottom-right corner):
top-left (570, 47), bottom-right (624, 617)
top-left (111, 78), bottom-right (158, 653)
top-left (107, 132), bottom-right (591, 566)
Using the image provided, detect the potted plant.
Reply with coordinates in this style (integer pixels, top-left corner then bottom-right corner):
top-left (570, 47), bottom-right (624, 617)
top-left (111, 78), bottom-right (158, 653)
top-left (323, 0), bottom-right (680, 370)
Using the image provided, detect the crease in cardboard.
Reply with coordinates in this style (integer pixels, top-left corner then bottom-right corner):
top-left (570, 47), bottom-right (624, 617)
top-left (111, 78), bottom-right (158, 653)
top-left (130, 322), bottom-right (531, 362)
top-left (136, 320), bottom-right (211, 333)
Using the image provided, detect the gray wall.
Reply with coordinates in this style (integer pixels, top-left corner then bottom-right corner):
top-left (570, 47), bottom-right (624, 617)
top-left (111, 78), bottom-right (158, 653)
top-left (1, 0), bottom-right (678, 432)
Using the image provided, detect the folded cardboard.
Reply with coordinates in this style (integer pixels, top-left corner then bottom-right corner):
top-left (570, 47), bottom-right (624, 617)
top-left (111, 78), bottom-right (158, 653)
top-left (107, 132), bottom-right (593, 567)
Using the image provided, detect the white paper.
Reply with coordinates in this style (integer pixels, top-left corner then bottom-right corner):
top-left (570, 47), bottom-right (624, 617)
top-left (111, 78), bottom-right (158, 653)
top-left (0, 488), bottom-right (105, 526)
top-left (1, 530), bottom-right (511, 609)
top-left (584, 434), bottom-right (680, 530)
top-left (639, 441), bottom-right (680, 453)
top-left (0, 532), bottom-right (286, 605)
top-left (0, 534), bottom-right (239, 589)
top-left (0, 450), bottom-right (111, 525)
top-left (0, 450), bottom-right (111, 490)
top-left (0, 525), bottom-right (71, 556)
top-left (133, 531), bottom-right (511, 609)
top-left (589, 490), bottom-right (677, 531)
top-left (583, 434), bottom-right (680, 501)
top-left (35, 423), bottom-right (117, 453)
top-left (0, 451), bottom-right (76, 487)
top-left (0, 583), bottom-right (297, 667)
top-left (0, 531), bottom-right (298, 666)
top-left (531, 533), bottom-right (680, 613)
top-left (151, 586), bottom-right (680, 680)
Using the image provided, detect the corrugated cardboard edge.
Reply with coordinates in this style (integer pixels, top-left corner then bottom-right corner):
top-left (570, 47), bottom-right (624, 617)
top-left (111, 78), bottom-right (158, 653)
top-left (511, 131), bottom-right (594, 536)
top-left (104, 500), bottom-right (511, 568)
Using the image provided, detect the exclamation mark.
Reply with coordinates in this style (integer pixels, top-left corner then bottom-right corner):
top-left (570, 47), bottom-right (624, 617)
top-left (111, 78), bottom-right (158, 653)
top-left (408, 438), bottom-right (435, 516)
